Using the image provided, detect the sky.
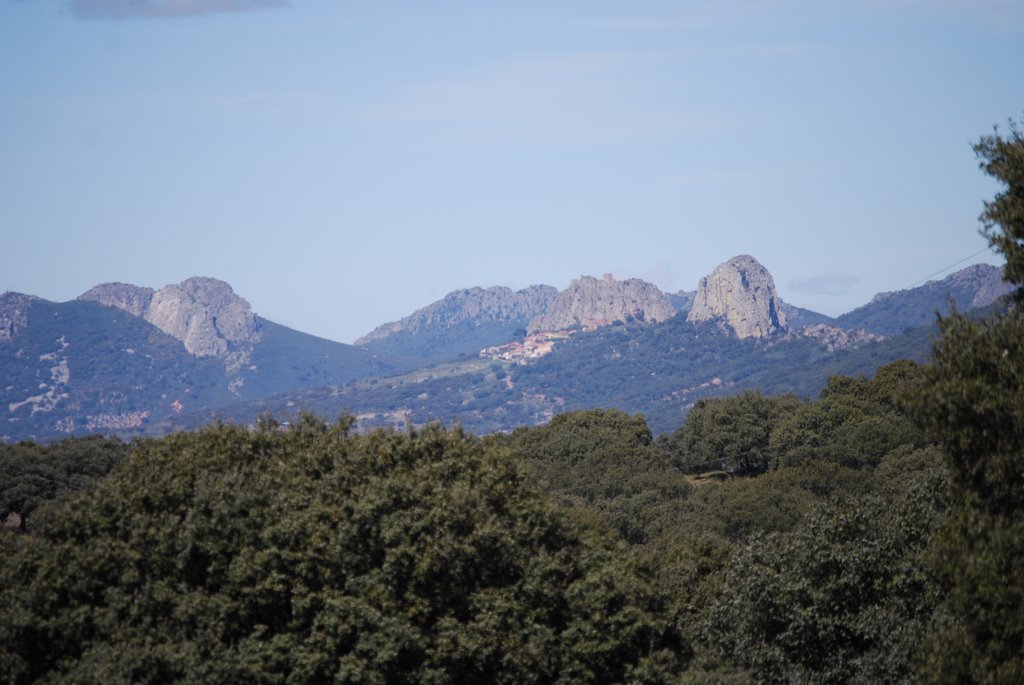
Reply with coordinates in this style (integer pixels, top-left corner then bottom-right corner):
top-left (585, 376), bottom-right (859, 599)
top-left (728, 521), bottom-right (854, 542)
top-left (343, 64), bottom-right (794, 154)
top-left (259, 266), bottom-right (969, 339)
top-left (1, 0), bottom-right (1022, 343)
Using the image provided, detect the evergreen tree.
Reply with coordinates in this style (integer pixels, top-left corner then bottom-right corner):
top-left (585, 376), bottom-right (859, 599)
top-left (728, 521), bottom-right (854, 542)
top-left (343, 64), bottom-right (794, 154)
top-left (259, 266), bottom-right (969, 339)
top-left (976, 117), bottom-right (1024, 295)
top-left (915, 116), bottom-right (1024, 684)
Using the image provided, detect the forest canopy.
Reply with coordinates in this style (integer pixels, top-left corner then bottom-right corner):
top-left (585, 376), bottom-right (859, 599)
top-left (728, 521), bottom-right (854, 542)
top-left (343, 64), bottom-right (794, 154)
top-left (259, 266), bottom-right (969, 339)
top-left (0, 419), bottom-right (683, 684)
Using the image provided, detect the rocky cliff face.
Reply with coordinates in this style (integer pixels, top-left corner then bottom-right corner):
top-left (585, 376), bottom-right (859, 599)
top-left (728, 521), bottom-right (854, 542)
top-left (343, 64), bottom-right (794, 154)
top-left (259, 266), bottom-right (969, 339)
top-left (79, 277), bottom-right (260, 357)
top-left (0, 293), bottom-right (37, 343)
top-left (356, 285), bottom-right (558, 345)
top-left (964, 264), bottom-right (1014, 308)
top-left (687, 255), bottom-right (787, 339)
top-left (78, 283), bottom-right (155, 318)
top-left (146, 278), bottom-right (260, 357)
top-left (527, 274), bottom-right (676, 334)
top-left (922, 263), bottom-right (1010, 309)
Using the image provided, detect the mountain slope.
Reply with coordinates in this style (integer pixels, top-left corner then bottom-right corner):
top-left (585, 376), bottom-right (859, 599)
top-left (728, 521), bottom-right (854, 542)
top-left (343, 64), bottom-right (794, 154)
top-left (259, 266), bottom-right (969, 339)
top-left (2, 280), bottom-right (406, 442)
top-left (240, 317), bottom-right (404, 397)
top-left (836, 264), bottom-right (1010, 334)
top-left (162, 315), bottom-right (935, 436)
top-left (3, 260), bottom-right (1009, 442)
top-left (77, 277), bottom-right (405, 398)
top-left (2, 296), bottom-right (230, 441)
top-left (780, 302), bottom-right (834, 328)
top-left (355, 285), bottom-right (557, 362)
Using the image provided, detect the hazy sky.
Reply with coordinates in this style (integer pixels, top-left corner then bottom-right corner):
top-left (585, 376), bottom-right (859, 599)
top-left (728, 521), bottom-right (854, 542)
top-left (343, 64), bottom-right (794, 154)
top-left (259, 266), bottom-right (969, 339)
top-left (2, 1), bottom-right (1022, 343)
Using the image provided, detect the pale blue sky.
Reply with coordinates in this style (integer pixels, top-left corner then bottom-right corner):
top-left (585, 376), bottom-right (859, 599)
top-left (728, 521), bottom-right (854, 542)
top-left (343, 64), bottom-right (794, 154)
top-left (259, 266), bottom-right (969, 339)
top-left (2, 0), bottom-right (1022, 342)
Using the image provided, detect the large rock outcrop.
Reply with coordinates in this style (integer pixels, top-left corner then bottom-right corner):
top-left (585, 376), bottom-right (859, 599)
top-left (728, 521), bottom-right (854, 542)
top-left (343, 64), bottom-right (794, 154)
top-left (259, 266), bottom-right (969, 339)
top-left (961, 263), bottom-right (1014, 308)
top-left (687, 255), bottom-right (787, 339)
top-left (527, 274), bottom-right (676, 334)
top-left (78, 282), bottom-right (154, 318)
top-left (799, 323), bottom-right (884, 352)
top-left (0, 292), bottom-right (36, 343)
top-left (79, 277), bottom-right (260, 357)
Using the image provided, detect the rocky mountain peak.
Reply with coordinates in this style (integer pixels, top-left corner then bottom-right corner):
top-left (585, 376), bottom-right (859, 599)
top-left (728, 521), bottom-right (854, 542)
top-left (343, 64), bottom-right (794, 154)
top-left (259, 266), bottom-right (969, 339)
top-left (687, 255), bottom-right (787, 339)
top-left (78, 282), bottom-right (155, 318)
top-left (527, 275), bottom-right (676, 334)
top-left (355, 285), bottom-right (558, 345)
top-left (0, 292), bottom-right (37, 343)
top-left (147, 277), bottom-right (260, 357)
top-left (938, 263), bottom-right (1010, 308)
top-left (79, 277), bottom-right (260, 357)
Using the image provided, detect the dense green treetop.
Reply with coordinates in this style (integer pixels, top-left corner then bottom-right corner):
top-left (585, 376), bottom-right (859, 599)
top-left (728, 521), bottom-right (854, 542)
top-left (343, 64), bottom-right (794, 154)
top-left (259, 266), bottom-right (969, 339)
top-left (659, 392), bottom-right (800, 475)
top-left (0, 417), bottom-right (683, 685)
top-left (656, 361), bottom-right (925, 475)
top-left (706, 447), bottom-right (948, 685)
top-left (912, 308), bottom-right (1024, 684)
top-left (0, 435), bottom-right (129, 530)
top-left (770, 361), bottom-right (924, 470)
top-left (498, 409), bottom-right (691, 545)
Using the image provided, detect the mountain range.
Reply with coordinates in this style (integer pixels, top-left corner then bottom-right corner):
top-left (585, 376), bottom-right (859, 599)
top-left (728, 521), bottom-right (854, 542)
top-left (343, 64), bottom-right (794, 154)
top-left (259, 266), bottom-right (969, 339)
top-left (1, 278), bottom-right (405, 442)
top-left (1, 257), bottom-right (1011, 442)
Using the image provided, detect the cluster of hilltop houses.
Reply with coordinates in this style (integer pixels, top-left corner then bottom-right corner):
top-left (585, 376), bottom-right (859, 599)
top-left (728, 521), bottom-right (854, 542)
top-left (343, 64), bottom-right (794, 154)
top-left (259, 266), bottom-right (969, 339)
top-left (479, 331), bottom-right (574, 364)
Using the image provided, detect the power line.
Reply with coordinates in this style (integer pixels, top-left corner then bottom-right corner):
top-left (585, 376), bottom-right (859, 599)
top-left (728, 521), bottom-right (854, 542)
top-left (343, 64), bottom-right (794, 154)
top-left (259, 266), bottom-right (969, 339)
top-left (905, 246), bottom-right (994, 290)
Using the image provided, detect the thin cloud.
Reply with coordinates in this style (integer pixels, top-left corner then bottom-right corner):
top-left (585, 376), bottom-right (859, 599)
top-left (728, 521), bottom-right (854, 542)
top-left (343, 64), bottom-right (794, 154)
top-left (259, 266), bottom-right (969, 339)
top-left (70, 0), bottom-right (288, 20)
top-left (789, 272), bottom-right (860, 296)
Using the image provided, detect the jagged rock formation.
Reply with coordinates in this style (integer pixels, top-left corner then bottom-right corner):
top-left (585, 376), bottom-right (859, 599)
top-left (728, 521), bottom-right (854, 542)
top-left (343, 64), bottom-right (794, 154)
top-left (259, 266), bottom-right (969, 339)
top-left (79, 277), bottom-right (260, 357)
top-left (962, 264), bottom-right (1014, 308)
top-left (527, 274), bottom-right (676, 334)
top-left (799, 323), bottom-right (885, 352)
top-left (78, 282), bottom-right (154, 318)
top-left (687, 255), bottom-right (787, 339)
top-left (356, 285), bottom-right (557, 344)
top-left (146, 278), bottom-right (260, 357)
top-left (0, 293), bottom-right (37, 343)
top-left (836, 264), bottom-right (1012, 335)
top-left (355, 285), bottom-right (558, 362)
